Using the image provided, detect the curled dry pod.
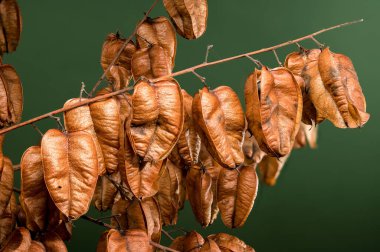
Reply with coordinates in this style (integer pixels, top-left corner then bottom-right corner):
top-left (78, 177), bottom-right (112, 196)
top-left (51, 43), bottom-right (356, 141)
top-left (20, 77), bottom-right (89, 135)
top-left (0, 0), bottom-right (22, 54)
top-left (100, 33), bottom-right (137, 88)
top-left (131, 45), bottom-right (172, 80)
top-left (193, 86), bottom-right (246, 168)
top-left (136, 16), bottom-right (177, 67)
top-left (89, 93), bottom-right (121, 173)
top-left (93, 172), bottom-right (120, 212)
top-left (0, 227), bottom-right (31, 252)
top-left (128, 78), bottom-right (184, 162)
top-left (285, 49), bottom-right (318, 125)
top-left (63, 98), bottom-right (106, 175)
top-left (0, 135), bottom-right (4, 168)
top-left (97, 229), bottom-right (154, 252)
top-left (258, 154), bottom-right (290, 186)
top-left (163, 0), bottom-right (208, 40)
top-left (200, 239), bottom-right (221, 252)
top-left (217, 165), bottom-right (258, 228)
top-left (28, 241), bottom-right (45, 252)
top-left (0, 157), bottom-right (14, 217)
top-left (0, 64), bottom-right (23, 128)
top-left (41, 129), bottom-right (98, 220)
top-left (244, 66), bottom-right (302, 157)
top-left (40, 232), bottom-right (68, 252)
top-left (0, 193), bottom-right (17, 247)
top-left (317, 47), bottom-right (369, 128)
top-left (20, 146), bottom-right (49, 231)
top-left (170, 231), bottom-right (205, 252)
top-left (293, 123), bottom-right (318, 149)
top-left (176, 89), bottom-right (201, 166)
top-left (208, 233), bottom-right (255, 252)
top-left (242, 133), bottom-right (266, 166)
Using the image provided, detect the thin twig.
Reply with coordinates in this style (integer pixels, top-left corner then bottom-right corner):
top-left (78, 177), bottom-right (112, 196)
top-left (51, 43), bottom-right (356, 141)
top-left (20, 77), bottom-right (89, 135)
top-left (48, 115), bottom-right (65, 132)
top-left (272, 49), bottom-right (283, 66)
top-left (0, 19), bottom-right (363, 136)
top-left (191, 70), bottom-right (207, 86)
top-left (31, 123), bottom-right (44, 137)
top-left (311, 36), bottom-right (325, 48)
top-left (88, 0), bottom-right (160, 96)
top-left (161, 229), bottom-right (175, 241)
top-left (204, 44), bottom-right (214, 63)
top-left (244, 55), bottom-right (262, 68)
top-left (13, 164), bottom-right (20, 171)
top-left (96, 214), bottom-right (121, 221)
top-left (150, 241), bottom-right (179, 252)
top-left (80, 215), bottom-right (114, 229)
top-left (79, 82), bottom-right (89, 100)
top-left (13, 187), bottom-right (21, 194)
top-left (105, 174), bottom-right (134, 200)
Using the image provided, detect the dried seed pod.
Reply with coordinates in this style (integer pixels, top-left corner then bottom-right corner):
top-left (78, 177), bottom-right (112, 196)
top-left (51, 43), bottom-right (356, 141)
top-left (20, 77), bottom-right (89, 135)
top-left (293, 123), bottom-right (318, 149)
top-left (170, 231), bottom-right (205, 252)
top-left (131, 45), bottom-right (172, 80)
top-left (0, 64), bottom-right (23, 128)
top-left (0, 227), bottom-right (31, 252)
top-left (124, 229), bottom-right (154, 252)
top-left (0, 157), bottom-right (14, 217)
top-left (258, 154), bottom-right (290, 186)
top-left (0, 0), bottom-right (22, 54)
top-left (63, 98), bottom-right (106, 175)
top-left (317, 47), bottom-right (369, 128)
top-left (243, 133), bottom-right (266, 166)
top-left (245, 66), bottom-right (302, 157)
top-left (193, 86), bottom-right (246, 168)
top-left (89, 94), bottom-right (121, 174)
top-left (208, 233), bottom-right (255, 252)
top-left (176, 89), bottom-right (201, 166)
top-left (41, 129), bottom-right (98, 220)
top-left (0, 193), bottom-right (17, 247)
top-left (285, 49), bottom-right (318, 125)
top-left (20, 146), bottom-right (49, 231)
top-left (217, 165), bottom-right (258, 228)
top-left (128, 79), bottom-right (184, 162)
top-left (41, 232), bottom-right (68, 252)
top-left (93, 172), bottom-right (120, 212)
top-left (136, 16), bottom-right (177, 67)
top-left (51, 221), bottom-right (72, 242)
top-left (200, 239), bottom-right (221, 252)
top-left (163, 0), bottom-right (208, 40)
top-left (0, 135), bottom-right (4, 169)
top-left (28, 241), bottom-right (45, 252)
top-left (100, 33), bottom-right (137, 88)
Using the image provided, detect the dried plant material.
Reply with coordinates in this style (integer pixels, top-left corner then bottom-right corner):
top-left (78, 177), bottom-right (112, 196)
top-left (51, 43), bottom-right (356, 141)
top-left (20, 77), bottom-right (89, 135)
top-left (41, 129), bottom-right (98, 220)
top-left (0, 0), bottom-right (22, 54)
top-left (52, 221), bottom-right (72, 242)
top-left (285, 49), bottom-right (318, 125)
top-left (93, 172), bottom-right (120, 212)
top-left (176, 89), bottom-right (201, 166)
top-left (217, 165), bottom-right (258, 228)
top-left (41, 232), bottom-right (68, 252)
top-left (0, 64), bottom-right (23, 128)
top-left (131, 45), bottom-right (172, 80)
top-left (101, 33), bottom-right (136, 88)
top-left (200, 239), bottom-right (221, 252)
top-left (245, 66), bottom-right (302, 157)
top-left (293, 123), bottom-right (318, 149)
top-left (0, 227), bottom-right (31, 252)
top-left (258, 154), bottom-right (290, 186)
top-left (163, 0), bottom-right (208, 40)
top-left (124, 229), bottom-right (154, 252)
top-left (90, 95), bottom-right (121, 174)
top-left (129, 79), bottom-right (184, 162)
top-left (0, 193), bottom-right (17, 247)
top-left (0, 157), bottom-right (14, 217)
top-left (193, 86), bottom-right (246, 168)
top-left (136, 16), bottom-right (177, 67)
top-left (28, 241), bottom-right (46, 252)
top-left (208, 233), bottom-right (255, 252)
top-left (20, 146), bottom-right (48, 231)
top-left (0, 135), bottom-right (4, 169)
top-left (64, 98), bottom-right (106, 175)
top-left (170, 231), bottom-right (205, 252)
top-left (97, 229), bottom-right (127, 252)
top-left (243, 133), bottom-right (265, 166)
top-left (317, 47), bottom-right (369, 128)
top-left (186, 164), bottom-right (214, 227)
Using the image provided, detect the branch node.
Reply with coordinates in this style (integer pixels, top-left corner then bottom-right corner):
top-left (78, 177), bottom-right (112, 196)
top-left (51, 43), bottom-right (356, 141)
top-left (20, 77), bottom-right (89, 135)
top-left (311, 36), bottom-right (325, 49)
top-left (244, 55), bottom-right (263, 68)
top-left (192, 70), bottom-right (209, 88)
top-left (80, 82), bottom-right (89, 101)
top-left (204, 44), bottom-right (214, 63)
top-left (48, 115), bottom-right (65, 132)
top-left (272, 49), bottom-right (283, 66)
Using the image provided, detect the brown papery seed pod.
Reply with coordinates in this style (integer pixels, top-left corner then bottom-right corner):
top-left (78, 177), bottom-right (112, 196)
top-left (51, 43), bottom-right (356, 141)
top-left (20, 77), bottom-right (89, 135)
top-left (93, 171), bottom-right (120, 212)
top-left (193, 86), bottom-right (246, 168)
top-left (20, 146), bottom-right (49, 231)
top-left (128, 78), bottom-right (184, 162)
top-left (28, 241), bottom-right (45, 252)
top-left (208, 233), bottom-right (255, 252)
top-left (136, 16), bottom-right (177, 68)
top-left (0, 64), bottom-right (23, 128)
top-left (242, 132), bottom-right (266, 166)
top-left (0, 157), bottom-right (14, 217)
top-left (0, 0), bottom-right (22, 54)
top-left (100, 33), bottom-right (136, 88)
top-left (293, 123), bottom-right (318, 149)
top-left (217, 165), bottom-right (258, 228)
top-left (258, 154), bottom-right (290, 186)
top-left (63, 98), bottom-right (106, 175)
top-left (169, 231), bottom-right (205, 252)
top-left (317, 47), bottom-right (369, 128)
top-left (163, 0), bottom-right (208, 40)
top-left (40, 232), bottom-right (68, 252)
top-left (0, 227), bottom-right (31, 252)
top-left (244, 66), bottom-right (302, 157)
top-left (0, 193), bottom-right (17, 247)
top-left (131, 45), bottom-right (172, 81)
top-left (41, 129), bottom-right (98, 220)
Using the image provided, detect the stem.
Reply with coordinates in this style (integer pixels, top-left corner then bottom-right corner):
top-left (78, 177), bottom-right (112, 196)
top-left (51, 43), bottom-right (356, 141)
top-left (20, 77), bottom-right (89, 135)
top-left (13, 164), bottom-right (20, 171)
top-left (162, 229), bottom-right (175, 241)
top-left (0, 19), bottom-right (363, 136)
top-left (13, 187), bottom-right (21, 194)
top-left (149, 241), bottom-right (179, 252)
top-left (80, 215), bottom-right (115, 229)
top-left (88, 0), bottom-right (159, 96)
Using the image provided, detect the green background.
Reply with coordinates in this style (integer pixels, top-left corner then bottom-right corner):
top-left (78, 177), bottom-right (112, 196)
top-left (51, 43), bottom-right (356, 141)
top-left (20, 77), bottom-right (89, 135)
top-left (3, 0), bottom-right (379, 251)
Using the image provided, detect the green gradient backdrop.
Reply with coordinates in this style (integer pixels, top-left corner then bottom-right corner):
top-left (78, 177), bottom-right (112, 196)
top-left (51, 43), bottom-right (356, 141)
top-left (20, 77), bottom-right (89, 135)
top-left (3, 0), bottom-right (379, 251)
